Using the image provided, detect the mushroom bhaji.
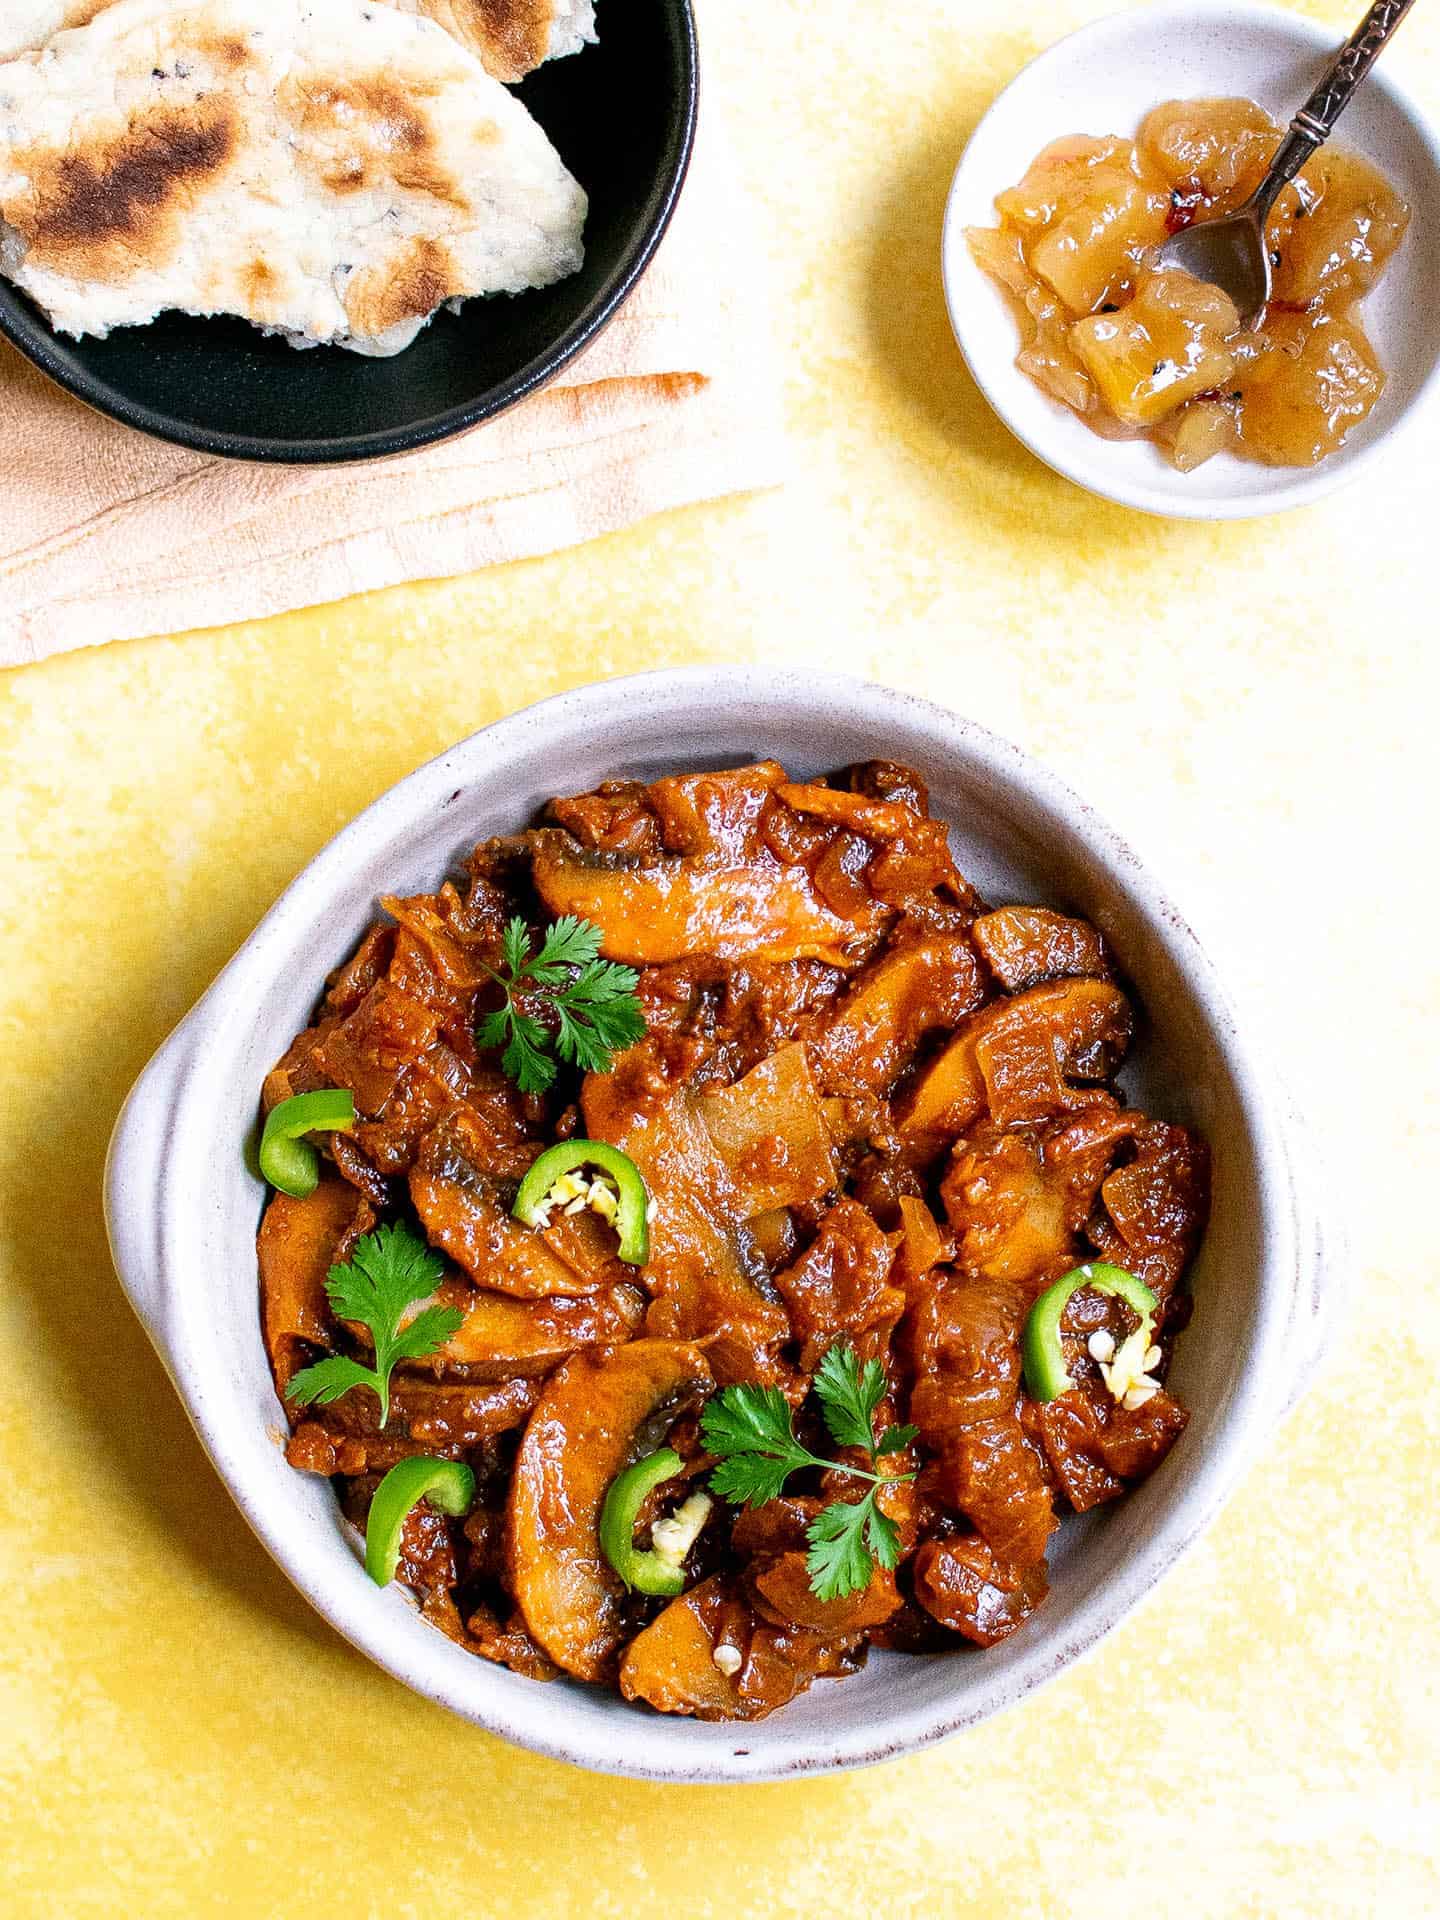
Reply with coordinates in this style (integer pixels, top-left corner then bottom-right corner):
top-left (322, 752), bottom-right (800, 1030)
top-left (256, 761), bottom-right (1208, 1719)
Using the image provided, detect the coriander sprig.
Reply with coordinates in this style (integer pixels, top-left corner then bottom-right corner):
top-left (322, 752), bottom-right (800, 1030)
top-left (476, 916), bottom-right (646, 1096)
top-left (700, 1344), bottom-right (919, 1602)
top-left (286, 1221), bottom-right (462, 1426)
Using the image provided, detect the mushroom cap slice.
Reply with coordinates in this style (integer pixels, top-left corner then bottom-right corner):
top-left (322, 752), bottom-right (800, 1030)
top-left (806, 934), bottom-right (988, 1099)
top-left (530, 831), bottom-right (879, 968)
top-left (619, 1576), bottom-right (751, 1720)
top-left (507, 1339), bottom-right (713, 1681)
top-left (409, 1117), bottom-right (621, 1299)
top-left (971, 907), bottom-right (1110, 993)
top-left (257, 1177), bottom-right (373, 1390)
top-left (437, 1277), bottom-right (646, 1380)
top-left (901, 978), bottom-right (1132, 1136)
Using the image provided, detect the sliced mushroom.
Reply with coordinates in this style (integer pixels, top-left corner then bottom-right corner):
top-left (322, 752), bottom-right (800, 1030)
top-left (257, 1177), bottom-right (373, 1389)
top-left (582, 1074), bottom-right (790, 1387)
top-left (806, 935), bottom-right (988, 1098)
top-left (508, 1340), bottom-right (713, 1681)
top-left (904, 1269), bottom-right (1058, 1570)
top-left (619, 1573), bottom-right (862, 1720)
top-left (900, 979), bottom-right (1132, 1135)
top-left (619, 1576), bottom-right (753, 1720)
top-left (1091, 1388), bottom-right (1189, 1479)
top-left (1033, 1384), bottom-right (1188, 1509)
top-left (776, 782), bottom-right (923, 841)
top-left (935, 1104), bottom-right (1141, 1290)
top-left (323, 923), bottom-right (396, 1017)
top-left (1093, 1119), bottom-right (1210, 1303)
top-left (939, 1126), bottom-right (1073, 1285)
top-left (380, 892), bottom-right (489, 996)
top-left (461, 1601), bottom-right (560, 1682)
top-left (531, 830), bottom-right (879, 967)
top-left (772, 1197), bottom-right (904, 1369)
top-left (646, 762), bottom-right (786, 859)
top-left (892, 1195), bottom-right (950, 1299)
top-left (286, 1374), bottom-right (541, 1476)
top-left (749, 1552), bottom-right (901, 1635)
top-left (777, 780), bottom-right (967, 908)
top-left (846, 758), bottom-right (931, 816)
top-left (317, 978), bottom-right (444, 1115)
top-left (261, 1015), bottom-right (343, 1112)
top-left (409, 1116), bottom-right (620, 1299)
top-left (438, 1278), bottom-right (646, 1381)
top-left (1032, 1393), bottom-right (1127, 1513)
top-left (971, 906), bottom-right (1109, 993)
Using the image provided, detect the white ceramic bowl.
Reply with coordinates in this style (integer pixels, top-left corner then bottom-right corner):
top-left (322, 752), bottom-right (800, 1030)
top-left (105, 669), bottom-right (1339, 1781)
top-left (942, 0), bottom-right (1440, 519)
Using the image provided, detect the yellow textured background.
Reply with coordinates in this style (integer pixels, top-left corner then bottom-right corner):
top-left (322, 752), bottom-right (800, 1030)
top-left (2, 1), bottom-right (1436, 1913)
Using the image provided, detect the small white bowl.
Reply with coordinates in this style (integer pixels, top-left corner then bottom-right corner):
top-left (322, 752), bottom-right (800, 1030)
top-left (942, 0), bottom-right (1440, 519)
top-left (105, 669), bottom-right (1340, 1780)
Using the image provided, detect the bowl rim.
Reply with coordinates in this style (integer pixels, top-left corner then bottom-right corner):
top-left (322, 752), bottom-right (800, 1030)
top-left (940, 0), bottom-right (1440, 521)
top-left (105, 667), bottom-right (1320, 1780)
top-left (0, 0), bottom-right (699, 466)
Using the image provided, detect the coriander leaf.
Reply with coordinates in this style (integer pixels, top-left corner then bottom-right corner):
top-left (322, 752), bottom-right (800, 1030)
top-left (708, 1450), bottom-right (805, 1512)
top-left (390, 1303), bottom-right (465, 1366)
top-left (502, 1013), bottom-right (556, 1096)
top-left (814, 1344), bottom-right (887, 1455)
top-left (553, 964), bottom-right (647, 1076)
top-left (285, 1355), bottom-right (381, 1410)
top-left (702, 1346), bottom-right (922, 1602)
top-left (553, 1006), bottom-right (616, 1078)
top-left (284, 1221), bottom-right (454, 1426)
top-left (474, 1006), bottom-right (512, 1052)
top-left (805, 1494), bottom-right (878, 1602)
top-left (501, 916), bottom-right (531, 982)
top-left (475, 915), bottom-right (646, 1093)
top-left (567, 958), bottom-right (643, 1007)
top-left (700, 1382), bottom-right (797, 1458)
top-left (324, 1221), bottom-right (444, 1332)
top-left (528, 914), bottom-right (604, 982)
top-left (701, 1384), bottom-right (817, 1510)
top-left (864, 1498), bottom-right (903, 1572)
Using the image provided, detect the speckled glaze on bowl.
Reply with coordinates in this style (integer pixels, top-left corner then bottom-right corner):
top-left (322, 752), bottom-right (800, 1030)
top-left (104, 669), bottom-right (1340, 1781)
top-left (941, 0), bottom-right (1440, 519)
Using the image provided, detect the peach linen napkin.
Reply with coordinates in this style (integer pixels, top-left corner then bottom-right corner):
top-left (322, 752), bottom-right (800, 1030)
top-left (0, 108), bottom-right (786, 668)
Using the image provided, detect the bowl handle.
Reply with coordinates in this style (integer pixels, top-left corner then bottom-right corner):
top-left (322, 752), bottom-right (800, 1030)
top-left (1273, 1093), bottom-right (1349, 1423)
top-left (104, 1027), bottom-right (191, 1352)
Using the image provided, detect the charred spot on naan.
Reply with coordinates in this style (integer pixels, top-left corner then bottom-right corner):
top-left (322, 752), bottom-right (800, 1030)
top-left (279, 72), bottom-right (488, 206)
top-left (344, 235), bottom-right (462, 339)
top-left (194, 30), bottom-right (250, 72)
top-left (421, 0), bottom-right (555, 84)
top-left (4, 99), bottom-right (239, 278)
top-left (225, 254), bottom-right (296, 327)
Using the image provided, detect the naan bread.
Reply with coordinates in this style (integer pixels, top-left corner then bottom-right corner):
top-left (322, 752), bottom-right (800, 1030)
top-left (0, 0), bottom-right (597, 82)
top-left (0, 0), bottom-right (588, 355)
top-left (393, 0), bottom-right (597, 84)
top-left (0, 4), bottom-right (109, 65)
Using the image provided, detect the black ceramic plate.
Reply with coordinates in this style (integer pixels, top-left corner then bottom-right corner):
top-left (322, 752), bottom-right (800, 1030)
top-left (0, 0), bottom-right (698, 463)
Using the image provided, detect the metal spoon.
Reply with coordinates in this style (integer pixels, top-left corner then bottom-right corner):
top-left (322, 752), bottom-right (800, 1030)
top-left (1157, 0), bottom-right (1417, 326)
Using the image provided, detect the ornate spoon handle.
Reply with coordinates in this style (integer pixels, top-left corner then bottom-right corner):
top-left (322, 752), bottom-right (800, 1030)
top-left (1254, 0), bottom-right (1418, 212)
